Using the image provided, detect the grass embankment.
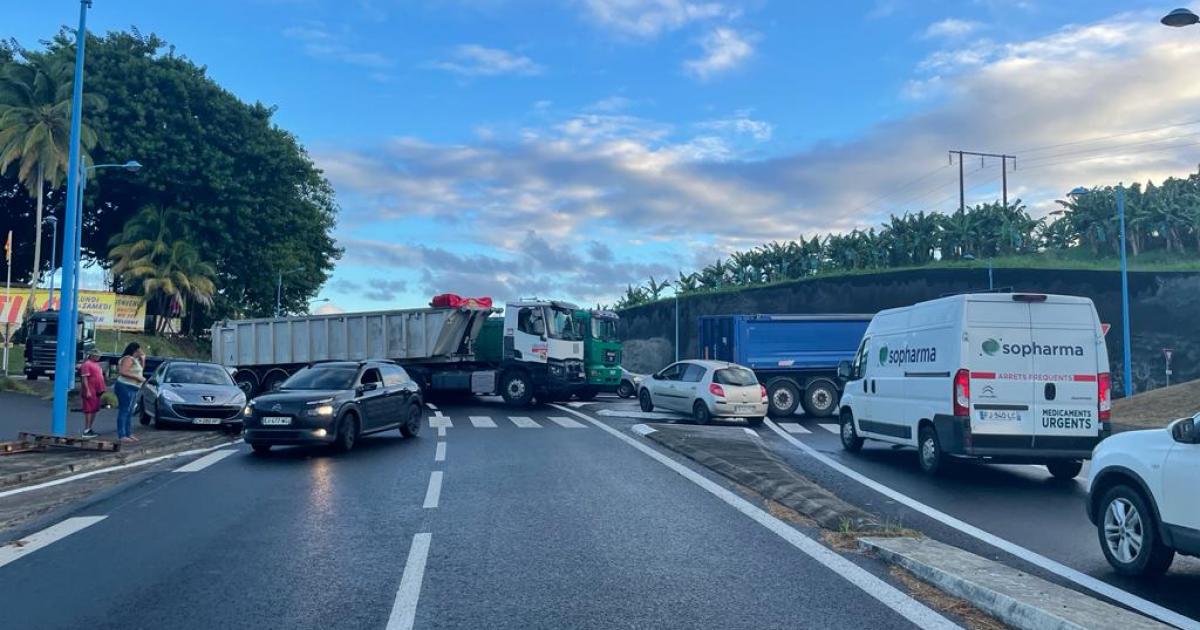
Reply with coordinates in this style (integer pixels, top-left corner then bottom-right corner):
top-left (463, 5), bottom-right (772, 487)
top-left (1113, 378), bottom-right (1200, 430)
top-left (94, 331), bottom-right (209, 360)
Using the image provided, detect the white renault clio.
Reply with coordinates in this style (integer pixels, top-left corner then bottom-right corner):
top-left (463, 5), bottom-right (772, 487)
top-left (1087, 414), bottom-right (1200, 576)
top-left (638, 360), bottom-right (769, 425)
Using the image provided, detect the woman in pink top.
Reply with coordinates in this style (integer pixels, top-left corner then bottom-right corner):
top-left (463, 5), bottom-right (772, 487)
top-left (80, 349), bottom-right (107, 439)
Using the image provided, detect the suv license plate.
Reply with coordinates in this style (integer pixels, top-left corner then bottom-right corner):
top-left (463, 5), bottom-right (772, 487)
top-left (262, 416), bottom-right (291, 426)
top-left (193, 418), bottom-right (222, 425)
top-left (735, 405), bottom-right (756, 414)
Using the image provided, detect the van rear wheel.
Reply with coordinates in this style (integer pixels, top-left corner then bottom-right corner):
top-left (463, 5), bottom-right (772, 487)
top-left (917, 425), bottom-right (944, 475)
top-left (1046, 461), bottom-right (1083, 480)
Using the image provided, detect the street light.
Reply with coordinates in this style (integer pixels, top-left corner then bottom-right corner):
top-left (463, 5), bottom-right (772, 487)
top-left (1162, 7), bottom-right (1199, 27)
top-left (275, 267), bottom-right (305, 317)
top-left (1070, 186), bottom-right (1134, 397)
top-left (44, 216), bottom-right (59, 309)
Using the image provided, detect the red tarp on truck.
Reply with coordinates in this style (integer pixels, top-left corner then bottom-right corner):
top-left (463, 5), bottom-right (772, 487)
top-left (430, 293), bottom-right (493, 309)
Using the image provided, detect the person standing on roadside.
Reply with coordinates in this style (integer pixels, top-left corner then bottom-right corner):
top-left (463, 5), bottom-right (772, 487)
top-left (115, 342), bottom-right (146, 443)
top-left (79, 349), bottom-right (106, 439)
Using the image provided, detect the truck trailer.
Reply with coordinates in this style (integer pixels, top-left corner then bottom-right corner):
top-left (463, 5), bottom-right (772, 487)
top-left (698, 314), bottom-right (871, 418)
top-left (212, 298), bottom-right (585, 406)
top-left (572, 309), bottom-right (622, 400)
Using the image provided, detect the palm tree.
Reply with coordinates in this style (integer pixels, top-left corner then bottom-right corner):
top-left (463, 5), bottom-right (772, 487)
top-left (0, 57), bottom-right (100, 309)
top-left (120, 240), bottom-right (216, 333)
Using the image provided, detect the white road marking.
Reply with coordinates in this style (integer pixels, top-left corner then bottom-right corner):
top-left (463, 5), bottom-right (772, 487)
top-left (0, 439), bottom-right (242, 500)
top-left (0, 516), bottom-right (107, 570)
top-left (508, 416), bottom-right (542, 428)
top-left (468, 415), bottom-right (498, 428)
top-left (429, 416), bottom-right (452, 428)
top-left (743, 428), bottom-right (758, 437)
top-left (780, 423), bottom-right (812, 435)
top-left (422, 471), bottom-right (443, 509)
top-left (386, 532), bottom-right (432, 630)
top-left (425, 402), bottom-right (438, 411)
top-left (436, 426), bottom-right (446, 438)
top-left (546, 416), bottom-right (587, 429)
top-left (762, 419), bottom-right (1198, 630)
top-left (631, 424), bottom-right (656, 436)
top-left (434, 442), bottom-right (446, 462)
top-left (432, 410), bottom-right (444, 418)
top-left (566, 402), bottom-right (587, 408)
top-left (817, 423), bottom-right (840, 435)
top-left (172, 449), bottom-right (237, 473)
top-left (550, 405), bottom-right (958, 630)
top-left (596, 409), bottom-right (682, 421)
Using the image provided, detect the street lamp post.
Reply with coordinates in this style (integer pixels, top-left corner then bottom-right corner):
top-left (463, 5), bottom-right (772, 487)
top-left (275, 267), bottom-right (304, 317)
top-left (1069, 185), bottom-right (1133, 396)
top-left (45, 216), bottom-right (59, 309)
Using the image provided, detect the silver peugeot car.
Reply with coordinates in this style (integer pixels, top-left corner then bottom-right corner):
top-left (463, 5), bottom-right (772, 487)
top-left (137, 360), bottom-right (247, 431)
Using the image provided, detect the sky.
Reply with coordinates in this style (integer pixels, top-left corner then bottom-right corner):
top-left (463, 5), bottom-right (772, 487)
top-left (8, 0), bottom-right (1200, 312)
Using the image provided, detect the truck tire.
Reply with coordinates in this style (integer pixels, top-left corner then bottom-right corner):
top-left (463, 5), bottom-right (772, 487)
top-left (575, 387), bottom-right (599, 401)
top-left (801, 379), bottom-right (838, 418)
top-left (767, 380), bottom-right (800, 418)
top-left (500, 371), bottom-right (534, 407)
top-left (234, 370), bottom-right (259, 397)
top-left (25, 371), bottom-right (39, 381)
top-left (262, 369), bottom-right (289, 393)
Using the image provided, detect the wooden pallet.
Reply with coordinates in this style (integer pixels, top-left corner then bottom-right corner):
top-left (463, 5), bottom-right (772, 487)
top-left (17, 432), bottom-right (120, 452)
top-left (0, 440), bottom-right (42, 455)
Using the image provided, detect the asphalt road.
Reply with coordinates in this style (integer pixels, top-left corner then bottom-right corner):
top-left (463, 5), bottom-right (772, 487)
top-left (0, 388), bottom-right (119, 440)
top-left (0, 397), bottom-right (954, 630)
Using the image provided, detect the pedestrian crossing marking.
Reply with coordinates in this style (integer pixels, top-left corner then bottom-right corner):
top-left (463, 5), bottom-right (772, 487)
top-left (817, 423), bottom-right (840, 435)
top-left (468, 415), bottom-right (498, 428)
top-left (429, 416), bottom-right (453, 429)
top-left (546, 416), bottom-right (587, 428)
top-left (780, 423), bottom-right (811, 435)
top-left (508, 416), bottom-right (542, 428)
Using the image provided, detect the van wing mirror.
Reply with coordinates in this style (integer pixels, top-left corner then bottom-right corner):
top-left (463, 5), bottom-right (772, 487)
top-left (837, 360), bottom-right (852, 380)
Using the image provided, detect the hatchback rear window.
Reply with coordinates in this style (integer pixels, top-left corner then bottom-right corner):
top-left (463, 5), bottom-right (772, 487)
top-left (714, 367), bottom-right (757, 386)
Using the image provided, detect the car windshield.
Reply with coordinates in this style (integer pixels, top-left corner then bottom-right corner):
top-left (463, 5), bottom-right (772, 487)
top-left (714, 367), bottom-right (757, 387)
top-left (591, 317), bottom-right (619, 342)
top-left (164, 364), bottom-right (233, 385)
top-left (281, 367), bottom-right (357, 390)
top-left (547, 307), bottom-right (583, 341)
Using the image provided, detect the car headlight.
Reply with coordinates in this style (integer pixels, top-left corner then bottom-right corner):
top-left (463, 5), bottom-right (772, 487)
top-left (161, 389), bottom-right (184, 403)
top-left (633, 376), bottom-right (642, 385)
top-left (306, 405), bottom-right (335, 417)
top-left (243, 405), bottom-right (253, 417)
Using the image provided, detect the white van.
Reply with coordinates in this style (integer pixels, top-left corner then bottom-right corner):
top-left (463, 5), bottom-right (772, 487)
top-left (836, 293), bottom-right (1112, 479)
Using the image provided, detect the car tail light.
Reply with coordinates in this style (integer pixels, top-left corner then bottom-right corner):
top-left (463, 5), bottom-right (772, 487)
top-left (953, 369), bottom-right (970, 417)
top-left (1098, 373), bottom-right (1111, 422)
top-left (760, 385), bottom-right (768, 401)
top-left (709, 383), bottom-right (726, 398)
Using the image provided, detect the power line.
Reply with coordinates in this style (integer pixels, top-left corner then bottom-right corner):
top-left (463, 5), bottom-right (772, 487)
top-left (849, 163), bottom-right (950, 215)
top-left (1019, 129), bottom-right (1200, 167)
top-left (1013, 118), bottom-right (1200, 155)
top-left (1019, 137), bottom-right (1200, 172)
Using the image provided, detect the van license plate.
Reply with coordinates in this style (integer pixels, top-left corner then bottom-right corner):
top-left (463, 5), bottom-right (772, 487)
top-left (262, 416), bottom-right (291, 426)
top-left (735, 405), bottom-right (756, 414)
top-left (978, 410), bottom-right (1022, 422)
top-left (193, 418), bottom-right (222, 425)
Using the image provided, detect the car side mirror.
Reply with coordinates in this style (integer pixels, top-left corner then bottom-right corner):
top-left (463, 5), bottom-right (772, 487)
top-left (837, 361), bottom-right (852, 380)
top-left (147, 377), bottom-right (158, 386)
top-left (652, 372), bottom-right (663, 380)
top-left (1172, 416), bottom-right (1199, 444)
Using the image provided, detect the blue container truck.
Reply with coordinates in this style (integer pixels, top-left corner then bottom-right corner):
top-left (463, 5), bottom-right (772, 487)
top-left (698, 314), bottom-right (872, 418)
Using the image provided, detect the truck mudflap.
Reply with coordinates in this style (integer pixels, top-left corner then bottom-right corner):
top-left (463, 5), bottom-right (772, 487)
top-left (932, 414), bottom-right (1106, 462)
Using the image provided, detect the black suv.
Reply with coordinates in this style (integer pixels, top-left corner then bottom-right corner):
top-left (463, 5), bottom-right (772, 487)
top-left (243, 360), bottom-right (424, 454)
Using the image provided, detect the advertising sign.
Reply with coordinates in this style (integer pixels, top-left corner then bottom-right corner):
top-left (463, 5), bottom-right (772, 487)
top-left (25, 290), bottom-right (146, 331)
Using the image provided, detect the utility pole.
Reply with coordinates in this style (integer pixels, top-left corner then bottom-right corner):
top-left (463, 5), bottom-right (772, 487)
top-left (949, 150), bottom-right (1017, 210)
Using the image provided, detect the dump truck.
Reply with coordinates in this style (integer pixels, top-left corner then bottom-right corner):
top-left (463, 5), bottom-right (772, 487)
top-left (572, 309), bottom-right (622, 400)
top-left (212, 298), bottom-right (586, 406)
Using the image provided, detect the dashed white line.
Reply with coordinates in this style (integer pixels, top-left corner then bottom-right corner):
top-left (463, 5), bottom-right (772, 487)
top-left (436, 426), bottom-right (446, 438)
top-left (779, 422), bottom-right (812, 435)
top-left (385, 532), bottom-right (432, 630)
top-left (172, 448), bottom-right (237, 473)
top-left (422, 471), bottom-right (443, 509)
top-left (546, 416), bottom-right (587, 429)
top-left (429, 415), bottom-right (452, 428)
top-left (468, 415), bottom-right (498, 428)
top-left (0, 516), bottom-right (107, 570)
top-left (425, 402), bottom-right (438, 411)
top-left (817, 423), bottom-right (840, 435)
top-left (762, 419), bottom-right (1198, 630)
top-left (434, 442), bottom-right (446, 462)
top-left (508, 416), bottom-right (542, 429)
top-left (550, 405), bottom-right (958, 630)
top-left (631, 424), bottom-right (656, 436)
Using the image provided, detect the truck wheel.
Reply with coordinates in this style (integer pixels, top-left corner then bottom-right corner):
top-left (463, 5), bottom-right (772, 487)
top-left (500, 371), bottom-right (534, 407)
top-left (767, 381), bottom-right (800, 418)
top-left (917, 425), bottom-right (944, 475)
top-left (801, 380), bottom-right (838, 418)
top-left (575, 387), bottom-right (599, 401)
top-left (25, 371), bottom-right (39, 381)
top-left (638, 389), bottom-right (654, 412)
top-left (840, 410), bottom-right (864, 453)
top-left (1098, 485), bottom-right (1175, 576)
top-left (1046, 461), bottom-right (1083, 480)
top-left (234, 370), bottom-right (259, 397)
top-left (262, 370), bottom-right (289, 393)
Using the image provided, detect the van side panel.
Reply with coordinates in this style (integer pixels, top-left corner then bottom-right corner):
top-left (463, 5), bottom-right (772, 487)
top-left (965, 300), bottom-right (1038, 441)
top-left (892, 300), bottom-right (960, 444)
top-left (1028, 301), bottom-right (1104, 446)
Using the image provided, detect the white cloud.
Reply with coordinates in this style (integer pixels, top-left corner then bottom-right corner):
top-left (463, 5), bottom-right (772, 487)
top-left (697, 110), bottom-right (772, 142)
top-left (684, 27), bottom-right (755, 80)
top-left (580, 0), bottom-right (725, 38)
top-left (283, 23), bottom-right (392, 70)
top-left (429, 45), bottom-right (544, 77)
top-left (922, 18), bottom-right (983, 40)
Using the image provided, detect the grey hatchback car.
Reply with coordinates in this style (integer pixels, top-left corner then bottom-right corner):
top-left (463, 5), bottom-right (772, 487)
top-left (137, 360), bottom-right (247, 430)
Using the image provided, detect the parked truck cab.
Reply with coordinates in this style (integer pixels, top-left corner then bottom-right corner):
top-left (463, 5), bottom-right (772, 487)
top-left (572, 309), bottom-right (622, 400)
top-left (21, 311), bottom-right (97, 380)
top-left (493, 299), bottom-right (586, 403)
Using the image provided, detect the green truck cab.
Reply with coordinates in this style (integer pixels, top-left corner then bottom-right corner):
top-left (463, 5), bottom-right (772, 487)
top-left (573, 309), bottom-right (622, 400)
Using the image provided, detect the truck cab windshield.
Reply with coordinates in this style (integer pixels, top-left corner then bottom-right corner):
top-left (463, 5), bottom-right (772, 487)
top-left (547, 307), bottom-right (583, 341)
top-left (591, 317), bottom-right (618, 342)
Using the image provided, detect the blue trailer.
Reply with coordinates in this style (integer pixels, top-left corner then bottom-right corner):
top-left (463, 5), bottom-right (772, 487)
top-left (698, 314), bottom-right (871, 418)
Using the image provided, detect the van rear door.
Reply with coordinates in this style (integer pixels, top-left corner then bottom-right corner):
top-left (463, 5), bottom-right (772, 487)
top-left (965, 299), bottom-right (1037, 443)
top-left (1028, 299), bottom-right (1102, 448)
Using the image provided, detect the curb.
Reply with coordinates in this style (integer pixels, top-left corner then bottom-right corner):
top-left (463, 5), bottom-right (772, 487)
top-left (859, 536), bottom-right (1171, 630)
top-left (0, 433), bottom-right (232, 491)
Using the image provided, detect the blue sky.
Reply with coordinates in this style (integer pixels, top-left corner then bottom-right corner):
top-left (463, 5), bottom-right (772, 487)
top-left (8, 1), bottom-right (1200, 311)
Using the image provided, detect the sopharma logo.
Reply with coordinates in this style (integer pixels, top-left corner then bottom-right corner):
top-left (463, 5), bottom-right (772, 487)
top-left (880, 345), bottom-right (938, 366)
top-left (984, 338), bottom-right (1084, 357)
top-left (982, 338), bottom-right (1001, 356)
top-left (878, 346), bottom-right (889, 366)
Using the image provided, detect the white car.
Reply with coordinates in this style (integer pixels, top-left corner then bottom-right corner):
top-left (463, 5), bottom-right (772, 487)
top-left (1087, 414), bottom-right (1200, 576)
top-left (617, 368), bottom-right (642, 399)
top-left (638, 360), bottom-right (768, 425)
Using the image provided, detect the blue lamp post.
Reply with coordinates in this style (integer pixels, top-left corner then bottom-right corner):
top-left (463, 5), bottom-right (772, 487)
top-left (50, 0), bottom-right (93, 437)
top-left (1069, 185), bottom-right (1133, 396)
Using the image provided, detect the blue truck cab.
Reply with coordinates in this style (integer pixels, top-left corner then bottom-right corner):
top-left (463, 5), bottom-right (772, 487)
top-left (698, 314), bottom-right (871, 418)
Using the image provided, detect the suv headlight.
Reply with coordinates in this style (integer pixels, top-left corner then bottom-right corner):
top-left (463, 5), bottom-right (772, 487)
top-left (305, 398), bottom-right (336, 417)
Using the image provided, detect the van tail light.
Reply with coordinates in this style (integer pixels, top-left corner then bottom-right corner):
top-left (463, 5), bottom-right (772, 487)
top-left (953, 369), bottom-right (970, 417)
top-left (760, 385), bottom-right (768, 401)
top-left (709, 383), bottom-right (726, 398)
top-left (1098, 373), bottom-right (1111, 422)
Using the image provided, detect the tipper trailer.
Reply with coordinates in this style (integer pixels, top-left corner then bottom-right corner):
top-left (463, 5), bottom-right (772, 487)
top-left (212, 298), bottom-right (585, 406)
